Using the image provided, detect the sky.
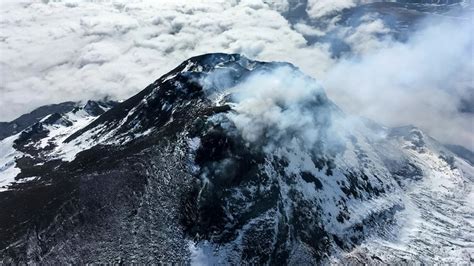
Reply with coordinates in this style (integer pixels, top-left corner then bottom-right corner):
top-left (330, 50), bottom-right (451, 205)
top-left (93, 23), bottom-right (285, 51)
top-left (0, 0), bottom-right (472, 148)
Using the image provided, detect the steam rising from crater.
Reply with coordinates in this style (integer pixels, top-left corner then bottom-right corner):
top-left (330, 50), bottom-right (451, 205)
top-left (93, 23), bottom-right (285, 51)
top-left (227, 66), bottom-right (327, 145)
top-left (200, 65), bottom-right (347, 154)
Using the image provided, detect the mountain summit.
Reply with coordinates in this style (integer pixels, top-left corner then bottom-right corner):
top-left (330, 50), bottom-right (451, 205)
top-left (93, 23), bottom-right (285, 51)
top-left (0, 53), bottom-right (472, 264)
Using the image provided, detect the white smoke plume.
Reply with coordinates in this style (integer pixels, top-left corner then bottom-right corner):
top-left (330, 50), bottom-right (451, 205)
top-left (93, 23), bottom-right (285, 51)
top-left (323, 17), bottom-right (474, 149)
top-left (226, 66), bottom-right (327, 145)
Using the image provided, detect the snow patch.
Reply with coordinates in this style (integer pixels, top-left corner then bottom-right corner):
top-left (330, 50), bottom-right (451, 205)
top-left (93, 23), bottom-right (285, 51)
top-left (0, 134), bottom-right (23, 191)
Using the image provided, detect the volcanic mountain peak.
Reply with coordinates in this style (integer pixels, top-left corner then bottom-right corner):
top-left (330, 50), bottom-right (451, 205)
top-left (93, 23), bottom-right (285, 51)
top-left (0, 53), bottom-right (472, 264)
top-left (64, 53), bottom-right (315, 152)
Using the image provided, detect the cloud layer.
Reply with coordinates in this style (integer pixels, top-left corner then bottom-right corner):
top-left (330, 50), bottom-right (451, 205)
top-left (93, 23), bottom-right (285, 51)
top-left (0, 0), bottom-right (332, 121)
top-left (0, 0), bottom-right (472, 148)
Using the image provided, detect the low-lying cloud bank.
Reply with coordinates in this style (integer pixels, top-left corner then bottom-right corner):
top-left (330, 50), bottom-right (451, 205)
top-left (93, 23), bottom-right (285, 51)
top-left (0, 0), bottom-right (472, 148)
top-left (0, 0), bottom-right (333, 122)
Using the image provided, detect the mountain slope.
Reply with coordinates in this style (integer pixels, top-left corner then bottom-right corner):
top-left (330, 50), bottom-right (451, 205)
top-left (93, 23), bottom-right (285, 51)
top-left (0, 100), bottom-right (117, 191)
top-left (0, 102), bottom-right (77, 140)
top-left (0, 53), bottom-right (472, 264)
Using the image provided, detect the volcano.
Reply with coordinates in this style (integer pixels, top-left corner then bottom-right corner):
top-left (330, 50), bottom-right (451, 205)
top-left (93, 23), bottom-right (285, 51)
top-left (0, 53), bottom-right (472, 264)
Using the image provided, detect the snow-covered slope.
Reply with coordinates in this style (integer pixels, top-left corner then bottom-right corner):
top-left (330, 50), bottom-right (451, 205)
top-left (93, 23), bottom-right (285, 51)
top-left (340, 126), bottom-right (474, 263)
top-left (0, 100), bottom-right (116, 191)
top-left (0, 53), bottom-right (472, 264)
top-left (0, 134), bottom-right (22, 191)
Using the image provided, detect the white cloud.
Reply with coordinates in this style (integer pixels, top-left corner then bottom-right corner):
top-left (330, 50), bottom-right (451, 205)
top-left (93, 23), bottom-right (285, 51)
top-left (294, 22), bottom-right (326, 37)
top-left (340, 14), bottom-right (392, 54)
top-left (306, 0), bottom-right (356, 19)
top-left (0, 0), bottom-right (472, 148)
top-left (0, 0), bottom-right (332, 121)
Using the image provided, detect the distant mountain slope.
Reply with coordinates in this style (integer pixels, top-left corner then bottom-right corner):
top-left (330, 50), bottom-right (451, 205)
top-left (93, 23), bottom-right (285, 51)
top-left (445, 144), bottom-right (474, 165)
top-left (0, 102), bottom-right (77, 140)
